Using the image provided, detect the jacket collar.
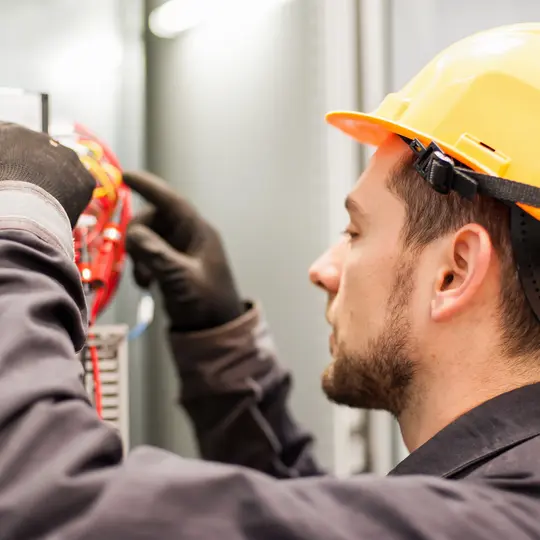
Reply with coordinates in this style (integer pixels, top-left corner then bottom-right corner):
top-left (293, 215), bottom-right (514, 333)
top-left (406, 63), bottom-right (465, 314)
top-left (388, 382), bottom-right (540, 478)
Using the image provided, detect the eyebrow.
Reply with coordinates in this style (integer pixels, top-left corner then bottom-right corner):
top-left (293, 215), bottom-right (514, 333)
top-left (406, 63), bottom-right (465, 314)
top-left (344, 195), bottom-right (367, 221)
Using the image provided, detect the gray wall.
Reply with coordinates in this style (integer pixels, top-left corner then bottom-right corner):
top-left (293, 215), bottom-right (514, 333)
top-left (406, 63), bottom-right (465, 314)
top-left (144, 0), bottom-right (362, 469)
top-left (390, 0), bottom-right (540, 90)
top-left (0, 0), bottom-right (148, 446)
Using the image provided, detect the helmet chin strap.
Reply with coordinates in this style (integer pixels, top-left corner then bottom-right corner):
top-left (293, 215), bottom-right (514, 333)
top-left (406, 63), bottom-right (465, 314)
top-left (401, 136), bottom-right (540, 322)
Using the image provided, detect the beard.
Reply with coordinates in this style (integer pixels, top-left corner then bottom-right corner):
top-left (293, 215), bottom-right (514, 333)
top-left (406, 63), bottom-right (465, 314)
top-left (321, 258), bottom-right (417, 417)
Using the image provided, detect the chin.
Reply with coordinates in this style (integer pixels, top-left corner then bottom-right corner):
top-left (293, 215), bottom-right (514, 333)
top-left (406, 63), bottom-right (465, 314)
top-left (320, 342), bottom-right (416, 417)
top-left (321, 355), bottom-right (362, 407)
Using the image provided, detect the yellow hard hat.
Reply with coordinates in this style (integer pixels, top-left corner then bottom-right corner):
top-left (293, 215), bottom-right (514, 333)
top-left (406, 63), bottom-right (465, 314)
top-left (326, 23), bottom-right (540, 221)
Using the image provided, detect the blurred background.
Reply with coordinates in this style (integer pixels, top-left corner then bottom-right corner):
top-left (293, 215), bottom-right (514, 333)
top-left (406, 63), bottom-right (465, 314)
top-left (3, 0), bottom-right (540, 476)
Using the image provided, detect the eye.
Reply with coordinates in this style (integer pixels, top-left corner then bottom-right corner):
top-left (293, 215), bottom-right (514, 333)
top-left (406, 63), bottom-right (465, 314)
top-left (341, 228), bottom-right (359, 241)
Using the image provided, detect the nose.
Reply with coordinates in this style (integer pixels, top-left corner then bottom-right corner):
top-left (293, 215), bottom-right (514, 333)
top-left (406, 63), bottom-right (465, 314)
top-left (309, 241), bottom-right (344, 294)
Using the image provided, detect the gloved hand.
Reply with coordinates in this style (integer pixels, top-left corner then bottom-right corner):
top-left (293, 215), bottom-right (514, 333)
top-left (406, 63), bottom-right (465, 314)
top-left (0, 122), bottom-right (96, 227)
top-left (123, 170), bottom-right (244, 333)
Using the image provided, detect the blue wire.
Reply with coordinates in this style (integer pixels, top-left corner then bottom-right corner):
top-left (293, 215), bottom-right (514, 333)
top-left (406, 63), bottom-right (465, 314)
top-left (127, 293), bottom-right (154, 340)
top-left (128, 322), bottom-right (150, 340)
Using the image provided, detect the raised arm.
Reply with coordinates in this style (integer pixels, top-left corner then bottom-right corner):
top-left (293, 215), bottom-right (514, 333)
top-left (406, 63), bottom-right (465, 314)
top-left (123, 170), bottom-right (323, 477)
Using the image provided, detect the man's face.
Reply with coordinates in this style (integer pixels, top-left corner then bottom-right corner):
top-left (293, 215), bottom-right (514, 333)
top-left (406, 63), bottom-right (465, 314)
top-left (309, 135), bottom-right (419, 417)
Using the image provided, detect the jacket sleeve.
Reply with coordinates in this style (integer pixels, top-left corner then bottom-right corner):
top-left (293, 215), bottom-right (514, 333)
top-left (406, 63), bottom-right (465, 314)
top-left (1, 183), bottom-right (540, 540)
top-left (169, 305), bottom-right (325, 477)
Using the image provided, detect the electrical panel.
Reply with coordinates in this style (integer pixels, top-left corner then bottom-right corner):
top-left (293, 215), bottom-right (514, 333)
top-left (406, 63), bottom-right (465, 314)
top-left (82, 324), bottom-right (130, 451)
top-left (0, 87), bottom-right (48, 132)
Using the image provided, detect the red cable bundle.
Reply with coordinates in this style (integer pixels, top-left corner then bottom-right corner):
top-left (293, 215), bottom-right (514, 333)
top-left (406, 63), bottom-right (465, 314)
top-left (56, 123), bottom-right (132, 418)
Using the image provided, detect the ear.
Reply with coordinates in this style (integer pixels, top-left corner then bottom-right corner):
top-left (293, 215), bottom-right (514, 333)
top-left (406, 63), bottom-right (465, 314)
top-left (430, 224), bottom-right (493, 322)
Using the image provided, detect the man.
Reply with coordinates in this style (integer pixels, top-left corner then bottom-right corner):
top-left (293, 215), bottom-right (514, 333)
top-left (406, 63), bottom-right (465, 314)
top-left (2, 23), bottom-right (540, 539)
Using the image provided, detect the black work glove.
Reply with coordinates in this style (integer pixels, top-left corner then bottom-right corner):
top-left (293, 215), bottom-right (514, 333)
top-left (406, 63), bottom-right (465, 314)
top-left (0, 122), bottom-right (95, 227)
top-left (123, 170), bottom-right (244, 333)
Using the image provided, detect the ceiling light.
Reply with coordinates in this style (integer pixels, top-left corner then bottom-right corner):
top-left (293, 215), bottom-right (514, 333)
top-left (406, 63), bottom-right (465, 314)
top-left (149, 0), bottom-right (291, 39)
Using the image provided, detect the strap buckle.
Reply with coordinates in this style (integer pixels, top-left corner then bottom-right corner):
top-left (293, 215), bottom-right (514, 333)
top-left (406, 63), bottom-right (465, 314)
top-left (408, 138), bottom-right (478, 200)
top-left (409, 139), bottom-right (454, 194)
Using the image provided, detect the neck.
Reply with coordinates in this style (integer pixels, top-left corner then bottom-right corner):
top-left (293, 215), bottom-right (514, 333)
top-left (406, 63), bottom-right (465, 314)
top-left (397, 352), bottom-right (540, 453)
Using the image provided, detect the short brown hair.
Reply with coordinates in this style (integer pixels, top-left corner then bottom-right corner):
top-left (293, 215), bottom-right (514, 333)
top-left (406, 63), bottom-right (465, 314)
top-left (387, 154), bottom-right (540, 359)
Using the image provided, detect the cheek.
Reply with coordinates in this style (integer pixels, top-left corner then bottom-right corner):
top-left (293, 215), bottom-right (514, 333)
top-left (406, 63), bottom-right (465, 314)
top-left (407, 250), bottom-right (438, 335)
top-left (333, 240), bottom-right (399, 339)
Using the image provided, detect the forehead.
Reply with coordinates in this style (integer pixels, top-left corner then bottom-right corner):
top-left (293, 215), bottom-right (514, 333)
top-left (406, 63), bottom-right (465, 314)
top-left (348, 135), bottom-right (411, 213)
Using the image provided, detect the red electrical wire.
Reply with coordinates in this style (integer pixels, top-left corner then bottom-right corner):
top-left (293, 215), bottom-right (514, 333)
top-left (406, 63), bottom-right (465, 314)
top-left (67, 123), bottom-right (132, 420)
top-left (89, 335), bottom-right (103, 419)
top-left (89, 296), bottom-right (102, 419)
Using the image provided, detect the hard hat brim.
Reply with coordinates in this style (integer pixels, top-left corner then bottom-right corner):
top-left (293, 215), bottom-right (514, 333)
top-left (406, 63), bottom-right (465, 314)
top-left (325, 110), bottom-right (495, 175)
top-left (326, 110), bottom-right (437, 154)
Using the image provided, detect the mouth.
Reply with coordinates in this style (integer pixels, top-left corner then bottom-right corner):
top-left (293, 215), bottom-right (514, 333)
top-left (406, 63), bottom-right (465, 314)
top-left (329, 332), bottom-right (336, 356)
